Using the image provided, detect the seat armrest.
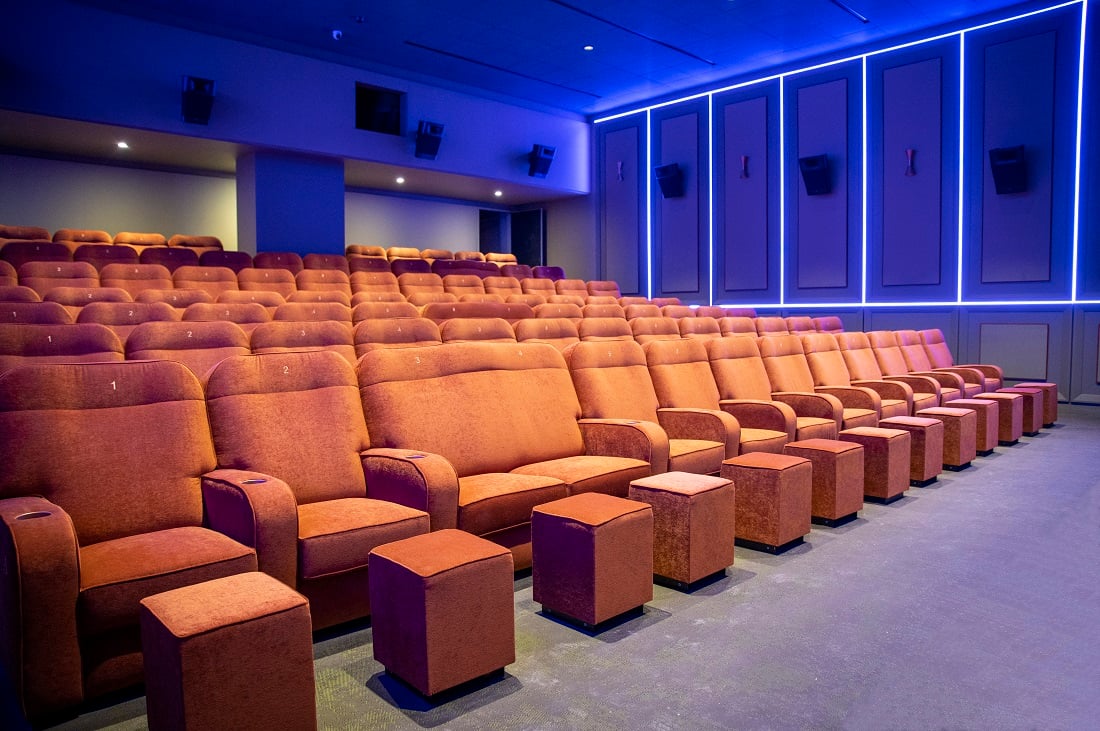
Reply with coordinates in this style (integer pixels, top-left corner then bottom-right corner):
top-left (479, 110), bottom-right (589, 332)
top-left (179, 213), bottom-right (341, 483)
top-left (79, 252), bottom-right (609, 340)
top-left (718, 399), bottom-right (797, 442)
top-left (911, 370), bottom-right (965, 390)
top-left (814, 385), bottom-right (882, 414)
top-left (657, 407), bottom-right (740, 458)
top-left (884, 374), bottom-right (942, 399)
top-left (579, 418), bottom-right (670, 476)
top-left (852, 379), bottom-right (914, 412)
top-left (0, 496), bottom-right (82, 720)
top-left (202, 469), bottom-right (297, 586)
top-left (361, 448), bottom-right (459, 530)
top-left (959, 363), bottom-right (1004, 381)
top-left (934, 366), bottom-right (985, 388)
top-left (772, 391), bottom-right (843, 424)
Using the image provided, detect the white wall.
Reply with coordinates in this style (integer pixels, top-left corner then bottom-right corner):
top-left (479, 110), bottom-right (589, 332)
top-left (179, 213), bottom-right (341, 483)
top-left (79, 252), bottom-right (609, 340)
top-left (0, 154), bottom-right (238, 247)
top-left (345, 191), bottom-right (479, 251)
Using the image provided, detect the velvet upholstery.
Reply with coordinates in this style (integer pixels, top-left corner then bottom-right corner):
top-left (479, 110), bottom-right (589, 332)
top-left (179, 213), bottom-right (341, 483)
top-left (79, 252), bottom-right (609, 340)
top-left (52, 228), bottom-right (111, 249)
top-left (346, 244), bottom-right (387, 257)
top-left (398, 272), bottom-right (446, 302)
top-left (139, 247), bottom-right (199, 272)
top-left (302, 253), bottom-right (350, 273)
top-left (18, 260), bottom-right (98, 297)
top-left (99, 263), bottom-right (173, 298)
top-left (440, 317), bottom-right (517, 343)
top-left (113, 231), bottom-right (167, 252)
top-left (757, 334), bottom-right (869, 432)
top-left (216, 289), bottom-right (286, 313)
top-left (253, 251), bottom-right (304, 274)
top-left (135, 288), bottom-right (214, 308)
top-left (182, 302), bottom-right (270, 335)
top-left (391, 259), bottom-right (432, 276)
top-left (250, 320), bottom-right (356, 364)
top-left (555, 279), bottom-right (589, 299)
top-left (914, 407), bottom-right (977, 468)
top-left (532, 265), bottom-right (565, 280)
top-left (631, 316), bottom-right (680, 344)
top-left (484, 275), bottom-right (523, 297)
top-left (0, 360), bottom-right (257, 717)
top-left (167, 234), bottom-right (224, 254)
top-left (1, 301), bottom-right (72, 324)
top-left (421, 301), bottom-right (535, 324)
top-left (895, 329), bottom-right (983, 397)
top-left (919, 328), bottom-right (1004, 391)
top-left (578, 317), bottom-right (634, 341)
top-left (454, 250), bottom-right (485, 262)
top-left (126, 320), bottom-right (250, 377)
top-left (997, 387), bottom-right (1044, 435)
top-left (501, 264), bottom-right (534, 280)
top-left (350, 270), bottom-right (401, 295)
top-left (834, 331), bottom-right (941, 412)
top-left (867, 330), bottom-right (962, 401)
top-left (273, 302), bottom-right (352, 324)
top-left (0, 322), bottom-right (123, 371)
top-left (948, 398), bottom-right (1001, 453)
top-left (679, 316), bottom-right (722, 340)
top-left (350, 258), bottom-right (392, 273)
top-left (534, 302), bottom-right (583, 323)
top-left (813, 316), bottom-right (844, 333)
top-left (172, 265), bottom-right (239, 297)
top-left (200, 250), bottom-right (253, 272)
top-left (521, 277), bottom-right (556, 298)
top-left (838, 427), bottom-right (912, 501)
top-left (45, 286), bottom-right (132, 320)
top-left (443, 274), bottom-right (486, 297)
top-left (801, 332), bottom-right (909, 419)
top-left (720, 453), bottom-right (812, 550)
top-left (296, 268), bottom-right (352, 296)
top-left (582, 303), bottom-right (626, 319)
top-left (351, 300), bottom-right (419, 322)
top-left (1014, 382), bottom-right (1058, 425)
top-left (878, 416), bottom-right (945, 484)
top-left (0, 284), bottom-right (41, 303)
top-left (76, 301), bottom-right (180, 344)
top-left (288, 289), bottom-right (352, 306)
top-left (486, 252), bottom-right (517, 266)
top-left (74, 244), bottom-right (139, 271)
top-left (754, 316), bottom-right (788, 336)
top-left (782, 439), bottom-right (864, 522)
top-left (515, 317), bottom-right (580, 351)
top-left (238, 267), bottom-right (298, 297)
top-left (785, 316), bottom-right (816, 334)
top-left (587, 280), bottom-right (622, 298)
top-left (0, 241), bottom-right (71, 268)
top-left (0, 260), bottom-right (16, 287)
top-left (1, 224), bottom-right (51, 242)
top-left (354, 317), bottom-right (441, 354)
top-left (718, 316), bottom-right (756, 336)
top-left (624, 304), bottom-right (661, 319)
top-left (974, 392), bottom-right (1025, 444)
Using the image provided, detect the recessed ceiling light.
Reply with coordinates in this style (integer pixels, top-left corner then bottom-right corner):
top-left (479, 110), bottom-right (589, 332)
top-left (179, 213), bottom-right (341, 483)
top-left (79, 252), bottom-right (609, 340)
top-left (395, 176), bottom-right (405, 184)
top-left (583, 44), bottom-right (594, 52)
top-left (493, 190), bottom-right (503, 198)
top-left (116, 141), bottom-right (129, 149)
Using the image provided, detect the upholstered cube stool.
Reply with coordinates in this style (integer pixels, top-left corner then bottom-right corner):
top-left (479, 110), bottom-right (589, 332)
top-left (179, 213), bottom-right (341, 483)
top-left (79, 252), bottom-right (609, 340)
top-left (975, 392), bottom-right (1024, 445)
top-left (720, 452), bottom-right (812, 554)
top-left (139, 572), bottom-right (316, 731)
top-left (1015, 381), bottom-right (1058, 426)
top-left (532, 493), bottom-right (653, 628)
top-left (878, 416), bottom-right (944, 486)
top-left (837, 427), bottom-right (912, 503)
top-left (782, 439), bottom-right (864, 526)
top-left (369, 529), bottom-right (515, 696)
top-left (629, 471), bottom-right (735, 588)
top-left (997, 387), bottom-right (1043, 436)
top-left (916, 406), bottom-right (977, 470)
top-left (947, 398), bottom-right (999, 455)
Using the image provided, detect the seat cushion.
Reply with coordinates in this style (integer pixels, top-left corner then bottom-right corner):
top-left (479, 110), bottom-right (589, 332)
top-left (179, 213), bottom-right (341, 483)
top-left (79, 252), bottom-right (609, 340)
top-left (297, 497), bottom-right (428, 580)
top-left (913, 391), bottom-right (938, 412)
top-left (961, 383), bottom-right (983, 398)
top-left (79, 526), bottom-right (256, 635)
top-left (513, 455), bottom-right (651, 497)
top-left (939, 386), bottom-right (961, 401)
top-left (880, 398), bottom-right (910, 419)
top-left (794, 416), bottom-right (838, 441)
top-left (457, 473), bottom-right (568, 537)
top-left (738, 427), bottom-right (789, 454)
top-left (668, 438), bottom-right (726, 475)
top-left (841, 408), bottom-right (878, 429)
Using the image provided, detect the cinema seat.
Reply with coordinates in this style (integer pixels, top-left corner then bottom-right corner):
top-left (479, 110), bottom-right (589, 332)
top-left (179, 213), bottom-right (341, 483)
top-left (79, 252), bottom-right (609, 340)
top-left (250, 320), bottom-right (356, 365)
top-left (514, 318), bottom-right (580, 351)
top-left (547, 293), bottom-right (586, 307)
top-left (624, 304), bottom-right (660, 320)
top-left (0, 260), bottom-right (16, 287)
top-left (649, 297), bottom-right (682, 307)
top-left (288, 289), bottom-right (352, 306)
top-left (440, 317), bottom-right (517, 344)
top-left (645, 338), bottom-right (787, 455)
top-left (296, 269), bottom-right (352, 298)
top-left (398, 272), bottom-right (451, 306)
top-left (0, 323), bottom-right (123, 372)
top-left (834, 331), bottom-right (941, 412)
top-left (140, 246), bottom-right (200, 273)
top-left (586, 280), bottom-right (622, 299)
top-left (895, 329), bottom-right (984, 397)
top-left (521, 277), bottom-right (556, 300)
top-left (167, 234), bottom-right (224, 256)
top-left (582, 303), bottom-right (626, 319)
top-left (694, 306), bottom-right (726, 319)
top-left (113, 231), bottom-right (167, 254)
top-left (74, 244), bottom-right (139, 271)
top-left (485, 252), bottom-right (517, 267)
top-left (631, 316), bottom-right (680, 344)
top-left (390, 259), bottom-right (431, 276)
top-left (754, 316), bottom-right (788, 337)
top-left (183, 302), bottom-right (271, 336)
top-left (760, 335), bottom-right (877, 430)
top-left (52, 228), bottom-right (112, 253)
top-left (565, 339), bottom-right (732, 474)
top-left (786, 316), bottom-right (816, 334)
top-left (200, 250), bottom-right (253, 273)
top-left (483, 275), bottom-right (523, 299)
top-left (357, 342), bottom-right (663, 568)
top-left (718, 316), bottom-right (757, 337)
top-left (867, 330), bottom-right (963, 402)
top-left (273, 302), bottom-right (352, 325)
top-left (173, 265), bottom-right (240, 298)
top-left (0, 285), bottom-right (41, 303)
top-left (501, 264), bottom-right (534, 280)
top-left (554, 278), bottom-right (589, 300)
top-left (346, 244), bottom-right (386, 258)
top-left (238, 267), bottom-right (297, 298)
top-left (351, 271), bottom-right (401, 296)
top-left (814, 316), bottom-right (844, 334)
top-left (454, 250), bottom-right (485, 262)
top-left (253, 251), bottom-right (304, 274)
top-left (534, 302), bottom-right (583, 324)
top-left (351, 300), bottom-right (419, 322)
top-left (419, 248), bottom-right (453, 264)
top-left (18, 261), bottom-right (99, 298)
top-left (0, 241), bottom-right (71, 269)
top-left (918, 328), bottom-right (1003, 391)
top-left (127, 320), bottom-right (250, 377)
top-left (443, 274), bottom-right (486, 298)
top-left (45, 286), bottom-right (132, 320)
top-left (0, 359), bottom-right (257, 719)
top-left (302, 253), bottom-right (350, 274)
top-left (679, 317), bottom-right (722, 340)
top-left (578, 317), bottom-right (634, 342)
top-left (618, 296), bottom-right (649, 307)
top-left (1, 301), bottom-right (72, 324)
top-left (216, 289), bottom-right (286, 315)
top-left (353, 317), bottom-right (441, 355)
top-left (348, 256), bottom-right (391, 273)
top-left (0, 224), bottom-right (51, 246)
top-left (136, 288), bottom-right (214, 309)
top-left (661, 305), bottom-right (695, 319)
top-left (800, 332), bottom-right (909, 419)
top-left (77, 301), bottom-right (180, 345)
top-left (421, 301), bottom-right (534, 325)
top-left (532, 266), bottom-right (565, 281)
top-left (100, 263), bottom-right (174, 298)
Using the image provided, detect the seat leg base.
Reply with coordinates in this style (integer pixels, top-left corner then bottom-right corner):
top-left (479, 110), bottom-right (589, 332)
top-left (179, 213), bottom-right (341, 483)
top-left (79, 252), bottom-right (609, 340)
top-left (944, 462), bottom-right (971, 472)
top-left (999, 439), bottom-right (1019, 447)
top-left (811, 512), bottom-right (858, 528)
top-left (977, 448), bottom-right (995, 457)
top-left (735, 536), bottom-right (804, 555)
top-left (911, 476), bottom-right (938, 488)
top-left (865, 492), bottom-right (906, 505)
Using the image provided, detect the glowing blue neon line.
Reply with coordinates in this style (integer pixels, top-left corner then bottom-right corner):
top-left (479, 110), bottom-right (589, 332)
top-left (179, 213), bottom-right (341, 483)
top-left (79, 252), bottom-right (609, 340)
top-left (708, 94), bottom-right (715, 305)
top-left (779, 76), bottom-right (786, 306)
top-left (957, 34), bottom-right (967, 304)
top-left (1071, 0), bottom-right (1088, 302)
top-left (861, 56), bottom-right (868, 304)
top-left (646, 109), bottom-right (653, 300)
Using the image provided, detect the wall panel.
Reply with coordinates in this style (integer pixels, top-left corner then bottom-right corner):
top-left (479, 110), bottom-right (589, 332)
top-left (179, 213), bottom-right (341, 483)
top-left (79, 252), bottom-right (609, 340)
top-left (960, 307), bottom-right (1072, 397)
top-left (598, 114), bottom-right (647, 295)
top-left (1070, 307), bottom-right (1100, 403)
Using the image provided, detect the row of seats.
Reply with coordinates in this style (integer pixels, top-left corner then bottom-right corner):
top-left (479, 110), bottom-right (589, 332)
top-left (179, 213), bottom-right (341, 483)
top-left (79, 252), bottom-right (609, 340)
top-left (0, 225), bottom-right (222, 254)
top-left (0, 326), bottom-right (1048, 719)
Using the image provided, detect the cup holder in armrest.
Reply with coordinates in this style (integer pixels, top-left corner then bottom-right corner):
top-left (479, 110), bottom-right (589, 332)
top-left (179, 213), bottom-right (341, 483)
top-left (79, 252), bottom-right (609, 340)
top-left (241, 478), bottom-right (268, 485)
top-left (16, 511), bottom-right (52, 520)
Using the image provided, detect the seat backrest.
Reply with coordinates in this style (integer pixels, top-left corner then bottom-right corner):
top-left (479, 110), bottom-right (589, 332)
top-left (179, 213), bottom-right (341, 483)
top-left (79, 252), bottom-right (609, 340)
top-left (51, 228), bottom-right (111, 250)
top-left (353, 317), bottom-right (441, 355)
top-left (18, 261), bottom-right (99, 297)
top-left (718, 316), bottom-right (756, 336)
top-left (249, 320), bottom-right (356, 365)
top-left (74, 244), bottom-right (139, 271)
top-left (0, 301), bottom-right (73, 324)
top-left (534, 302), bottom-right (583, 323)
top-left (440, 317), bottom-right (517, 344)
top-left (0, 359), bottom-right (214, 544)
top-left (679, 316), bottom-right (721, 340)
top-left (757, 334), bottom-right (817, 392)
top-left (724, 307), bottom-right (757, 318)
top-left (454, 250), bottom-right (484, 262)
top-left (617, 296), bottom-right (649, 307)
top-left (0, 260), bottom-right (16, 287)
top-left (0, 323), bottom-right (123, 373)
top-left (693, 306), bottom-right (725, 319)
top-left (584, 296), bottom-right (619, 306)
top-left (661, 305), bottom-right (695, 319)
top-left (431, 258), bottom-right (492, 277)
top-left (398, 272), bottom-right (444, 298)
top-left (199, 250), bottom-right (253, 272)
top-left (350, 271), bottom-right (400, 294)
top-left (272, 302), bottom-right (352, 324)
top-left (866, 330), bottom-right (910, 376)
top-left (237, 267), bottom-right (297, 297)
top-left (252, 251), bottom-right (304, 274)
top-left (483, 276), bottom-right (522, 296)
top-left (351, 301), bottom-right (419, 322)
top-left (302, 253), bottom-right (350, 274)
top-left (554, 279), bottom-right (588, 298)
top-left (0, 285), bottom-right (41, 303)
top-left (546, 294), bottom-right (585, 308)
top-left (347, 244), bottom-right (387, 258)
top-left (624, 304), bottom-right (660, 320)
top-left (578, 317), bottom-right (633, 342)
top-left (442, 274), bottom-right (486, 297)
top-left (755, 316), bottom-right (789, 336)
top-left (564, 339), bottom-right (660, 421)
top-left (173, 265), bottom-right (239, 297)
top-left (419, 248), bottom-right (453, 263)
top-left (358, 342), bottom-right (584, 477)
top-left (586, 280), bottom-right (621, 298)
top-left (386, 246), bottom-right (421, 261)
top-left (287, 289), bottom-right (352, 306)
top-left (216, 289), bottom-right (285, 313)
top-left (532, 265), bottom-right (565, 281)
top-left (501, 264), bottom-right (534, 280)
top-left (514, 318), bottom-right (580, 351)
top-left (521, 278), bottom-right (556, 297)
top-left (895, 329), bottom-right (934, 370)
top-left (167, 234), bottom-right (223, 255)
top-left (630, 316), bottom-right (680, 344)
top-left (0, 241), bottom-right (71, 269)
top-left (390, 259), bottom-right (432, 276)
top-left (135, 288), bottom-right (214, 309)
top-left (183, 302), bottom-right (271, 335)
top-left (799, 332), bottom-right (852, 386)
top-left (484, 252), bottom-right (516, 265)
top-left (100, 263), bottom-right (174, 297)
top-left (834, 331), bottom-right (885, 380)
top-left (649, 297), bottom-right (681, 307)
top-left (421, 301), bottom-right (534, 325)
top-left (705, 336), bottom-right (775, 401)
top-left (918, 328), bottom-right (955, 368)
top-left (643, 338), bottom-right (722, 410)
top-left (1, 225), bottom-right (51, 242)
top-left (348, 256), bottom-right (392, 273)
top-left (814, 315), bottom-right (844, 334)
top-left (786, 316), bottom-right (816, 333)
top-left (45, 286), bottom-right (131, 319)
top-left (140, 246), bottom-right (199, 273)
top-left (295, 268), bottom-right (351, 296)
top-left (126, 320), bottom-right (251, 377)
top-left (582, 303), bottom-right (626, 319)
top-left (114, 232), bottom-right (167, 252)
top-left (352, 291), bottom-right (410, 306)
top-left (76, 301), bottom-right (179, 344)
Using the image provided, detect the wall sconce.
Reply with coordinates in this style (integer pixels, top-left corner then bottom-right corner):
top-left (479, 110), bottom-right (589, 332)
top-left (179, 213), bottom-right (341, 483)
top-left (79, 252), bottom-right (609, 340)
top-left (740, 155), bottom-right (749, 179)
top-left (905, 148), bottom-right (916, 177)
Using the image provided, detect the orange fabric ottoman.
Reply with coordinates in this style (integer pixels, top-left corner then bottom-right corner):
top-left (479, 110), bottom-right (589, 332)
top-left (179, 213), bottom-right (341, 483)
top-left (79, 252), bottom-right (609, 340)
top-left (782, 438), bottom-right (864, 526)
top-left (976, 392), bottom-right (1024, 445)
top-left (369, 529), bottom-right (515, 696)
top-left (838, 427), bottom-right (912, 503)
top-left (532, 493), bottom-right (653, 628)
top-left (879, 416), bottom-right (944, 486)
top-left (139, 572), bottom-right (317, 731)
top-left (997, 387), bottom-right (1043, 436)
top-left (629, 472), bottom-right (735, 588)
top-left (720, 452), bottom-right (812, 554)
top-left (916, 406), bottom-right (977, 470)
top-left (1015, 381), bottom-right (1058, 426)
top-left (947, 398), bottom-right (999, 455)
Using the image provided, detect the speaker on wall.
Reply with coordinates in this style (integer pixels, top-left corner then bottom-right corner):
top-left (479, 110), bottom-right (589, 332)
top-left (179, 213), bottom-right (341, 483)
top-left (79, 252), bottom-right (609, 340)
top-left (528, 144), bottom-right (555, 178)
top-left (654, 163), bottom-right (684, 198)
top-left (415, 120), bottom-right (444, 160)
top-left (798, 154), bottom-right (831, 196)
top-left (181, 76), bottom-right (215, 125)
top-left (989, 145), bottom-right (1027, 194)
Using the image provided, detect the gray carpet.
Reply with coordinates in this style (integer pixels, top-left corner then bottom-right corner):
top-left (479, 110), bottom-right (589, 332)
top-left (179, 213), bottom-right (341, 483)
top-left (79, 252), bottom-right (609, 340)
top-left (41, 404), bottom-right (1100, 730)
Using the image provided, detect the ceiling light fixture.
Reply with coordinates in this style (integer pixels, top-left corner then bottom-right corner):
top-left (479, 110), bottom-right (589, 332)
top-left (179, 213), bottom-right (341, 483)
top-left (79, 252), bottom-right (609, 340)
top-left (395, 176), bottom-right (405, 184)
top-left (116, 141), bottom-right (129, 149)
top-left (493, 190), bottom-right (503, 198)
top-left (583, 44), bottom-right (594, 52)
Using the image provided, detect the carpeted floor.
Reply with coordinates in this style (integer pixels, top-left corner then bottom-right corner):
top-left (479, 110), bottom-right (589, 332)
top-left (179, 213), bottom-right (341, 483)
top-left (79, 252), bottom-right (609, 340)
top-left (30, 404), bottom-right (1100, 730)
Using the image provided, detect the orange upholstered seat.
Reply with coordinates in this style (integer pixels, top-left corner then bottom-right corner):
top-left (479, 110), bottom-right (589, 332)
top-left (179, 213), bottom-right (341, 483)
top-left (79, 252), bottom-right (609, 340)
top-left (167, 234), bottom-right (223, 256)
top-left (800, 332), bottom-right (910, 420)
top-left (182, 302), bottom-right (271, 335)
top-left (273, 302), bottom-right (352, 324)
top-left (895, 329), bottom-right (984, 397)
top-left (173, 265), bottom-right (240, 298)
top-left (918, 328), bottom-right (1003, 391)
top-left (74, 244), bottom-right (140, 271)
top-left (353, 317), bottom-right (441, 356)
top-left (578, 317), bottom-right (634, 342)
top-left (18, 261), bottom-right (99, 298)
top-left (296, 268), bottom-right (351, 297)
top-left (679, 316), bottom-right (721, 340)
top-left (302, 253), bottom-right (350, 273)
top-left (514, 317), bottom-right (580, 351)
top-left (834, 331), bottom-right (941, 413)
top-left (0, 323), bottom-right (123, 372)
top-left (631, 316), bottom-right (680, 344)
top-left (99, 263), bottom-right (173, 298)
top-left (238, 267), bottom-right (298, 297)
top-left (77, 301), bottom-right (180, 345)
top-left (0, 301), bottom-right (73, 324)
top-left (135, 288), bottom-right (214, 309)
top-left (866, 330), bottom-right (962, 402)
top-left (126, 320), bottom-right (250, 377)
top-left (0, 241), bottom-right (71, 269)
top-left (44, 286), bottom-right (132, 320)
top-left (199, 250), bottom-right (253, 272)
top-left (140, 246), bottom-right (199, 272)
top-left (440, 317), bottom-right (517, 344)
top-left (113, 231), bottom-right (167, 253)
top-left (249, 320), bottom-right (356, 365)
top-left (252, 251), bottom-right (304, 274)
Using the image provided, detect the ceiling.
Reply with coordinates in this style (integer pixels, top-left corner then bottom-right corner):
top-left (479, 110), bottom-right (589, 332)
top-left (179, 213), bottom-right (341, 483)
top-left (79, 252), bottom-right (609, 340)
top-left (4, 0), bottom-right (1044, 206)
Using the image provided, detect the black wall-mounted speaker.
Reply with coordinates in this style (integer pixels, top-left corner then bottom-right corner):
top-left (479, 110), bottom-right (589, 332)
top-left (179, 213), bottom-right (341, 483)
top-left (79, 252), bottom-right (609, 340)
top-left (798, 154), bottom-right (832, 196)
top-left (989, 145), bottom-right (1027, 194)
top-left (528, 144), bottom-right (555, 178)
top-left (181, 76), bottom-right (215, 125)
top-left (654, 163), bottom-right (684, 198)
top-left (415, 120), bottom-right (444, 160)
